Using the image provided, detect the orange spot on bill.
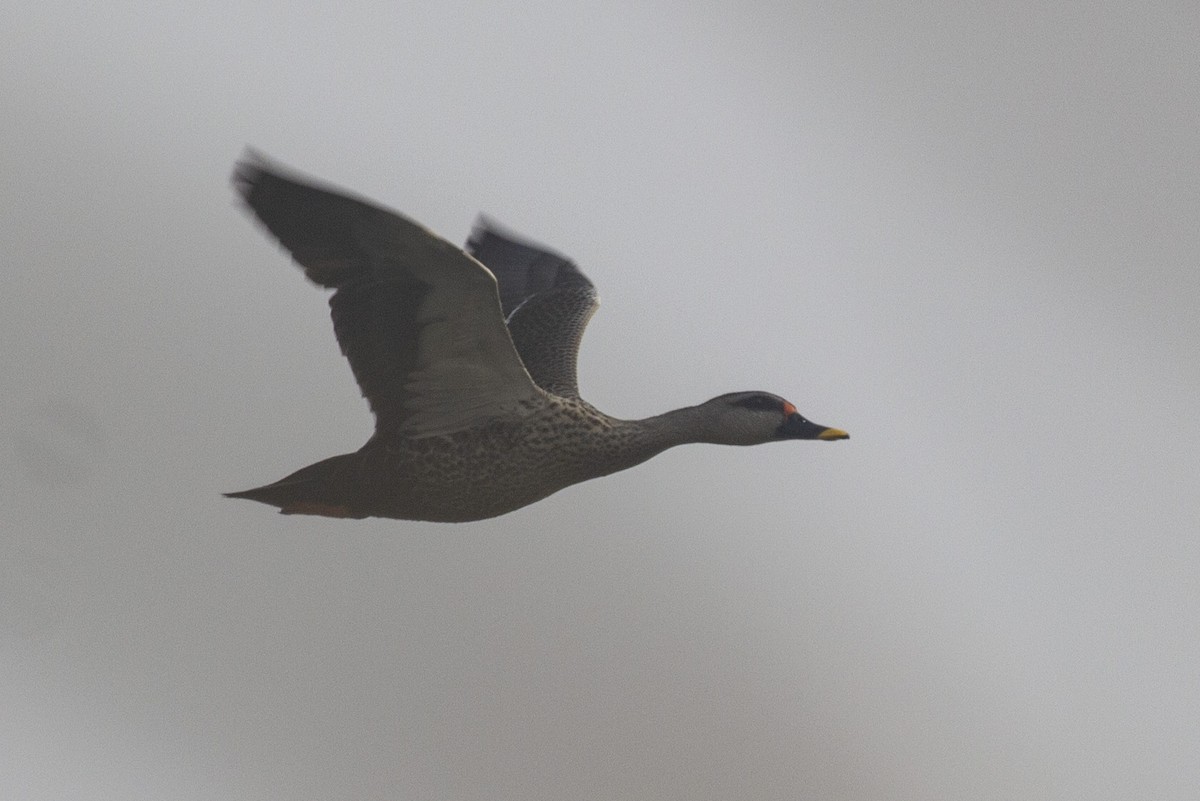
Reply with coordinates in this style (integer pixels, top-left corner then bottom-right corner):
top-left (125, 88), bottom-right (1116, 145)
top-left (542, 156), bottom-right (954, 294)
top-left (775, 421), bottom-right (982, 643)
top-left (782, 401), bottom-right (797, 416)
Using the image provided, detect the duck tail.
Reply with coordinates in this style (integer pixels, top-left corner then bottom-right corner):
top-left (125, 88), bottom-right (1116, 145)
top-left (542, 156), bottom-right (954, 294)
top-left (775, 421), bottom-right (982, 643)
top-left (224, 453), bottom-right (366, 518)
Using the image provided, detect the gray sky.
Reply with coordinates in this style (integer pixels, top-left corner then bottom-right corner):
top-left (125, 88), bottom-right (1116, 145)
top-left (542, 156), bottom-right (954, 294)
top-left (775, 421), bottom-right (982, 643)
top-left (3, 2), bottom-right (1198, 799)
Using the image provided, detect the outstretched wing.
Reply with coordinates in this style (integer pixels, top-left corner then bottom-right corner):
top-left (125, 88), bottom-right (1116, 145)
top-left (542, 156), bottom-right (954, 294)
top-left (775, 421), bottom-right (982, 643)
top-left (234, 155), bottom-right (542, 437)
top-left (466, 220), bottom-right (599, 399)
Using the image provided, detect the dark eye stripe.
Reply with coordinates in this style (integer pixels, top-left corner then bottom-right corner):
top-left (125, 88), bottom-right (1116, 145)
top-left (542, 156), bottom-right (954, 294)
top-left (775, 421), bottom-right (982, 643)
top-left (733, 395), bottom-right (781, 412)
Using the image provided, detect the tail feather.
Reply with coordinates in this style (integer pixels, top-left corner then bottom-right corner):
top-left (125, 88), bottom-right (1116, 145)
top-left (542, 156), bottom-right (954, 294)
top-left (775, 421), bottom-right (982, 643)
top-left (224, 453), bottom-right (366, 518)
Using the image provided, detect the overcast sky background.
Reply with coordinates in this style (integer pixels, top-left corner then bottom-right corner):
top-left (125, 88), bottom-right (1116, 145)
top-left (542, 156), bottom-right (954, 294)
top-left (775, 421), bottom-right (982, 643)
top-left (3, 2), bottom-right (1199, 799)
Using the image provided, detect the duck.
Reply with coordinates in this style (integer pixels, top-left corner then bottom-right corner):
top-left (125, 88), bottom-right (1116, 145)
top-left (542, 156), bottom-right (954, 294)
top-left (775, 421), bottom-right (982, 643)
top-left (225, 154), bottom-right (848, 522)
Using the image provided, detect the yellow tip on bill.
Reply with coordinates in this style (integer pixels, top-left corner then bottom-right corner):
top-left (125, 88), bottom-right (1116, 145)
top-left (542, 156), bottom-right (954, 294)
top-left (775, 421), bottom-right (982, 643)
top-left (818, 427), bottom-right (850, 441)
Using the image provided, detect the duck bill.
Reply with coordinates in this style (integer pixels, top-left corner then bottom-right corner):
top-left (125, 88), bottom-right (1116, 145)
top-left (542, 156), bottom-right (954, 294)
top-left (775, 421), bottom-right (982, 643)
top-left (777, 413), bottom-right (850, 441)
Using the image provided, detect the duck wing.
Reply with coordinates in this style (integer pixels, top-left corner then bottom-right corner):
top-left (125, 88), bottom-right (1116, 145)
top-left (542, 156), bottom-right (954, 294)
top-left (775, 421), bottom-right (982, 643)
top-left (234, 156), bottom-right (542, 437)
top-left (466, 220), bottom-right (599, 399)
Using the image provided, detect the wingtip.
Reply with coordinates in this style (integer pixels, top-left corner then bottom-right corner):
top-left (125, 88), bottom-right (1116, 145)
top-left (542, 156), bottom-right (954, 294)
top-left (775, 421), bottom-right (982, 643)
top-left (466, 213), bottom-right (505, 252)
top-left (231, 147), bottom-right (273, 201)
top-left (466, 216), bottom-right (567, 259)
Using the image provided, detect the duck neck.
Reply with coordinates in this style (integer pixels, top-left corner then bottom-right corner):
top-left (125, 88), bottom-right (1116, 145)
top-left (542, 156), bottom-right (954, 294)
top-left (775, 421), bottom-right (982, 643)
top-left (620, 403), bottom-right (720, 456)
top-left (564, 402), bottom-right (722, 482)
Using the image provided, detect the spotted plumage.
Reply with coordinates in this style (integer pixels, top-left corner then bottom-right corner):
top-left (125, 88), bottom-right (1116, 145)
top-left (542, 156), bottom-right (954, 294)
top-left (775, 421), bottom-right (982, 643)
top-left (226, 154), bottom-right (848, 522)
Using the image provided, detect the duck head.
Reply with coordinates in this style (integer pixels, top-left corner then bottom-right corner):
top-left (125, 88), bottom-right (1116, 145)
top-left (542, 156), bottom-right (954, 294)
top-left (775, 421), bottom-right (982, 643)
top-left (697, 391), bottom-right (849, 446)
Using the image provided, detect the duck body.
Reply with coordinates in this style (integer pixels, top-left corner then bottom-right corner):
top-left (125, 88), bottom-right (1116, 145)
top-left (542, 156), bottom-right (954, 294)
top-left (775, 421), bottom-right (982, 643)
top-left (226, 154), bottom-right (848, 523)
top-left (231, 396), bottom-right (670, 522)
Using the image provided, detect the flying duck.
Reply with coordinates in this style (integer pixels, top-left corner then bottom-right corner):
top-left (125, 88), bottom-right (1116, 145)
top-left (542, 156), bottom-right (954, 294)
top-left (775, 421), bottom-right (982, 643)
top-left (226, 155), bottom-right (848, 522)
